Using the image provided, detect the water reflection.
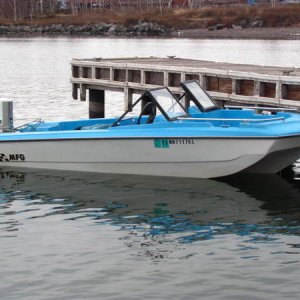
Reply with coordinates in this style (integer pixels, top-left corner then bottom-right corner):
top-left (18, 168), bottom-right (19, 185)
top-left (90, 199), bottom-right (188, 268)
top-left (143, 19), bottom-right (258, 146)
top-left (1, 169), bottom-right (300, 253)
top-left (1, 169), bottom-right (300, 300)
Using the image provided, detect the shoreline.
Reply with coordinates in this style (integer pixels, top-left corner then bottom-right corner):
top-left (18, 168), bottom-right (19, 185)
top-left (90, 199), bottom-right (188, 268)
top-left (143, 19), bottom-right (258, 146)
top-left (172, 27), bottom-right (300, 40)
top-left (0, 25), bottom-right (300, 40)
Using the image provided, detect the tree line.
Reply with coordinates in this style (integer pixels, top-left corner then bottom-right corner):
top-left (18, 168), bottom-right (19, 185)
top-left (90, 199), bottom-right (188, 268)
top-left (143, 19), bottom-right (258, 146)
top-left (0, 0), bottom-right (280, 21)
top-left (0, 0), bottom-right (172, 20)
top-left (0, 0), bottom-right (60, 21)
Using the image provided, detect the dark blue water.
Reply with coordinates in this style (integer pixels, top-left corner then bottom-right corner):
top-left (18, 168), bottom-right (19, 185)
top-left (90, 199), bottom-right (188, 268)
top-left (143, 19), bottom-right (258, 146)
top-left (0, 169), bottom-right (300, 299)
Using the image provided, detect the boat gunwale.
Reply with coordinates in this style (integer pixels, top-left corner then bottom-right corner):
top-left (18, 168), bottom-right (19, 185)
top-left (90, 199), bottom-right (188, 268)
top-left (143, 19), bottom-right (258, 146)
top-left (1, 134), bottom-right (300, 143)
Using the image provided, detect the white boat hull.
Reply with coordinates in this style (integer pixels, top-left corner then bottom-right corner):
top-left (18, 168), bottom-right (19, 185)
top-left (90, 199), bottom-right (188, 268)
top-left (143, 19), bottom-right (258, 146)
top-left (1, 135), bottom-right (298, 178)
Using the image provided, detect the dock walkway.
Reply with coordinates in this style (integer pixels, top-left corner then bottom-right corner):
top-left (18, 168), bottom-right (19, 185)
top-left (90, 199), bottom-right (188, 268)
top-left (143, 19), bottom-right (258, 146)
top-left (70, 57), bottom-right (300, 118)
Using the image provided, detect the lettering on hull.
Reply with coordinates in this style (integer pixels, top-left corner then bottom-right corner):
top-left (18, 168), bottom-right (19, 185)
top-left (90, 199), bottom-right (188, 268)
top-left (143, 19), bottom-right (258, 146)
top-left (154, 139), bottom-right (195, 148)
top-left (0, 153), bottom-right (26, 162)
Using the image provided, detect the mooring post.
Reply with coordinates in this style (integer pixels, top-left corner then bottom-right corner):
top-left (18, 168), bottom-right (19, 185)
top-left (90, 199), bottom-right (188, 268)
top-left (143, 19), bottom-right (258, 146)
top-left (89, 89), bottom-right (105, 118)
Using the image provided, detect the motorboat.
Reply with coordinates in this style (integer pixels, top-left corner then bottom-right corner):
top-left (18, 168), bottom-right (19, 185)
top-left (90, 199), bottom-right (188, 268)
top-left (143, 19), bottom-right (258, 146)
top-left (1, 80), bottom-right (300, 178)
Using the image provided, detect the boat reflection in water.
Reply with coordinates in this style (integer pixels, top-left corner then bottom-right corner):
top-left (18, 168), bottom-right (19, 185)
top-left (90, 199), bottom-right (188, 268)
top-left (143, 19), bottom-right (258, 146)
top-left (1, 169), bottom-right (300, 300)
top-left (1, 169), bottom-right (300, 250)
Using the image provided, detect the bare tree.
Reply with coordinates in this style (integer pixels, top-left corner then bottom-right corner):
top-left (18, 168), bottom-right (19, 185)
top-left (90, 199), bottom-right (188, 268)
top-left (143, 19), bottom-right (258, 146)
top-left (158, 0), bottom-right (165, 15)
top-left (47, 0), bottom-right (58, 14)
top-left (5, 0), bottom-right (17, 22)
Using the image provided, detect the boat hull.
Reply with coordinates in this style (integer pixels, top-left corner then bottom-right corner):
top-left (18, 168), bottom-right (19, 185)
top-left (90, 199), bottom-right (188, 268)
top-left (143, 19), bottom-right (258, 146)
top-left (242, 135), bottom-right (300, 174)
top-left (1, 135), bottom-right (298, 178)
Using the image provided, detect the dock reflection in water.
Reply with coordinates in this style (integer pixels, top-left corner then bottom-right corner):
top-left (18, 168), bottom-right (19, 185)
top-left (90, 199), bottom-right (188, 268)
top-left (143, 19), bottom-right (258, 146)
top-left (0, 169), bottom-right (300, 299)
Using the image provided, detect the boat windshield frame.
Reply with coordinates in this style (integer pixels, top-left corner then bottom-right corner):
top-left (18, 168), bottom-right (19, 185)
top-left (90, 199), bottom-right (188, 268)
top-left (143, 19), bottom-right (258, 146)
top-left (181, 80), bottom-right (218, 112)
top-left (112, 87), bottom-right (189, 126)
top-left (146, 87), bottom-right (189, 121)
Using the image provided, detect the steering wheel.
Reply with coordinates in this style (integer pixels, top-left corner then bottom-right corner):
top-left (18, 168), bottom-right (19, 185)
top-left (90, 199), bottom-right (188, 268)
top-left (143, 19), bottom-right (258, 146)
top-left (137, 102), bottom-right (156, 124)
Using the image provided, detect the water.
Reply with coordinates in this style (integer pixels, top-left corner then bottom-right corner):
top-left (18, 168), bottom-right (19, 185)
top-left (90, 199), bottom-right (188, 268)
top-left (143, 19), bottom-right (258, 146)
top-left (0, 170), bottom-right (300, 299)
top-left (1, 37), bottom-right (300, 124)
top-left (0, 37), bottom-right (300, 299)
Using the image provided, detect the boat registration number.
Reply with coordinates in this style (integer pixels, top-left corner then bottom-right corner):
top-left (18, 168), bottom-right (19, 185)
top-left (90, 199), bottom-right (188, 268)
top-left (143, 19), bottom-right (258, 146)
top-left (154, 139), bottom-right (195, 148)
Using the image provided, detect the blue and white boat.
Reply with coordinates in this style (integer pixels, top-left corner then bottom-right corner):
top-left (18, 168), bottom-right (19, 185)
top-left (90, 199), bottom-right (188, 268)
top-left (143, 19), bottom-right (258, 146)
top-left (1, 80), bottom-right (300, 178)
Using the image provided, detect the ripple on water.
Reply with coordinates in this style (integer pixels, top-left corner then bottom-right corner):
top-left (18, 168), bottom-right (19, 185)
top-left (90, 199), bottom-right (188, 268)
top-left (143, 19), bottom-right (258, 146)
top-left (0, 170), bottom-right (300, 299)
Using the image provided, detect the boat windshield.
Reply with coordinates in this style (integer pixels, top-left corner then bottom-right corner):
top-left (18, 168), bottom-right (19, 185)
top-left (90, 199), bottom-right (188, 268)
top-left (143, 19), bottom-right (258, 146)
top-left (149, 88), bottom-right (188, 119)
top-left (181, 80), bottom-right (218, 111)
top-left (112, 87), bottom-right (189, 127)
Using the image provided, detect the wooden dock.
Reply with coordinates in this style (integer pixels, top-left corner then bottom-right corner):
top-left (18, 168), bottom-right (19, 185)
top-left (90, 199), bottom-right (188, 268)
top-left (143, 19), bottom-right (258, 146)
top-left (70, 57), bottom-right (300, 118)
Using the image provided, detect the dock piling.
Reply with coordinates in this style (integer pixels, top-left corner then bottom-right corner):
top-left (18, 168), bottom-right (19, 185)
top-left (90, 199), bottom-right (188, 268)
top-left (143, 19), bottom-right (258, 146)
top-left (89, 89), bottom-right (105, 118)
top-left (72, 83), bottom-right (78, 100)
top-left (124, 87), bottom-right (133, 111)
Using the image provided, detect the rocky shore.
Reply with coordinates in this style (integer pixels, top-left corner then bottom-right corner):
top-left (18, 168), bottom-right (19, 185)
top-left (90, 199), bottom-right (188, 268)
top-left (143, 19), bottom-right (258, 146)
top-left (1, 21), bottom-right (300, 39)
top-left (0, 21), bottom-right (170, 36)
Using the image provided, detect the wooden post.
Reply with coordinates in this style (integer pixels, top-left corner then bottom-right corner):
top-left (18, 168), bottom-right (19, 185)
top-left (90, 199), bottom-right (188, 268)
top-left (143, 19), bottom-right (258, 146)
top-left (89, 89), bottom-right (105, 118)
top-left (124, 87), bottom-right (133, 111)
top-left (80, 84), bottom-right (86, 101)
top-left (79, 66), bottom-right (83, 78)
top-left (199, 74), bottom-right (207, 90)
top-left (281, 84), bottom-right (288, 100)
top-left (232, 79), bottom-right (241, 95)
top-left (72, 83), bottom-right (78, 100)
top-left (92, 67), bottom-right (96, 79)
top-left (141, 70), bottom-right (145, 84)
top-left (164, 71), bottom-right (168, 86)
top-left (276, 81), bottom-right (282, 99)
top-left (254, 81), bottom-right (261, 97)
top-left (110, 67), bottom-right (114, 81)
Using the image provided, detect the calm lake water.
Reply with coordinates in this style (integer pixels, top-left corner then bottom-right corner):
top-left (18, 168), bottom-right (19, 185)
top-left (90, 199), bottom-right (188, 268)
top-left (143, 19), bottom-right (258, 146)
top-left (0, 37), bottom-right (300, 299)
